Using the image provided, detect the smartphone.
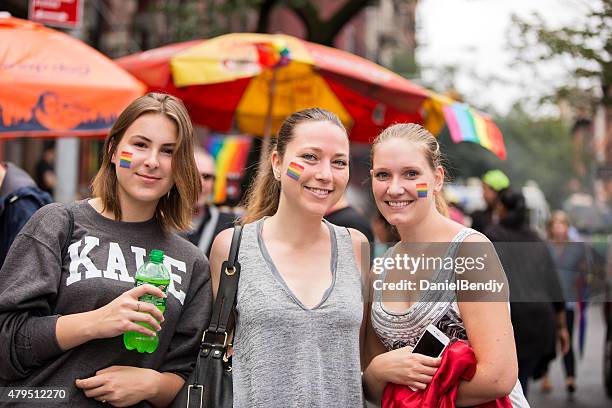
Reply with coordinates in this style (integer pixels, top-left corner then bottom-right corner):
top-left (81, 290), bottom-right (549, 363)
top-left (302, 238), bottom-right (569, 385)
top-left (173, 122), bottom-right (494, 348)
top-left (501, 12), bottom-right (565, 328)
top-left (409, 324), bottom-right (450, 391)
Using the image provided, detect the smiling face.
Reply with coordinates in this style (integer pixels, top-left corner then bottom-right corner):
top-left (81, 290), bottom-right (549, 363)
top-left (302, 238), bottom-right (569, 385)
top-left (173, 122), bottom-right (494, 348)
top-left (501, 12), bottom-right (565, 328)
top-left (112, 112), bottom-right (177, 207)
top-left (371, 137), bottom-right (443, 227)
top-left (272, 120), bottom-right (349, 217)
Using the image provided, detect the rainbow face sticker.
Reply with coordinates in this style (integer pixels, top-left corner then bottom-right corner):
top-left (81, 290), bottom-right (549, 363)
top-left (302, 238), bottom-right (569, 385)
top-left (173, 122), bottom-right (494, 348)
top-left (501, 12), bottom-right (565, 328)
top-left (119, 151), bottom-right (133, 168)
top-left (287, 162), bottom-right (304, 181)
top-left (416, 183), bottom-right (428, 198)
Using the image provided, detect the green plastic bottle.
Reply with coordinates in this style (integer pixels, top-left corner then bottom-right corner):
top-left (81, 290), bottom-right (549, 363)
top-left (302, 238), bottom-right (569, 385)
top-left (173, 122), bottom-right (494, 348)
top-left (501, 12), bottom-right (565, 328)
top-left (123, 249), bottom-right (170, 353)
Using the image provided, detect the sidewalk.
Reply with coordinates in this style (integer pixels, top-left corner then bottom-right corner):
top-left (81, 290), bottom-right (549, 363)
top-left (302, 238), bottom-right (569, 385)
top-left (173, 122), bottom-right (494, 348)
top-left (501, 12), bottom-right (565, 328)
top-left (530, 304), bottom-right (609, 407)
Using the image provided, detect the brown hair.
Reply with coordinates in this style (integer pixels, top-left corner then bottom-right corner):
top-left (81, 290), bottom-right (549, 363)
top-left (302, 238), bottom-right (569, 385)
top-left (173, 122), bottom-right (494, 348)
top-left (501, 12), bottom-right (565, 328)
top-left (91, 93), bottom-right (200, 233)
top-left (371, 123), bottom-right (449, 216)
top-left (240, 108), bottom-right (347, 224)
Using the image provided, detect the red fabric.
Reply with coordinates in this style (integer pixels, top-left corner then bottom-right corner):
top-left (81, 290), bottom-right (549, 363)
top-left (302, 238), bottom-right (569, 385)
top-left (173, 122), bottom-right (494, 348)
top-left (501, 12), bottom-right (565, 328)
top-left (323, 78), bottom-right (424, 144)
top-left (115, 40), bottom-right (200, 88)
top-left (148, 79), bottom-right (251, 132)
top-left (302, 41), bottom-right (429, 102)
top-left (382, 340), bottom-right (512, 408)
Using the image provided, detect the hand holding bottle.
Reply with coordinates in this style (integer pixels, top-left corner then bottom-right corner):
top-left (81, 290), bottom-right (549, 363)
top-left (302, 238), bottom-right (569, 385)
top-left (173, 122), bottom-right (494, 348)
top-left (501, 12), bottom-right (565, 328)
top-left (124, 249), bottom-right (171, 353)
top-left (56, 251), bottom-right (169, 352)
top-left (91, 284), bottom-right (166, 339)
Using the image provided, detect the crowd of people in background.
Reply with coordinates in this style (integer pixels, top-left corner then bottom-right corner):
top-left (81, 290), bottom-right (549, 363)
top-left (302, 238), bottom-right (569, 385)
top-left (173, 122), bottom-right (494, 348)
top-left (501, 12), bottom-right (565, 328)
top-left (0, 93), bottom-right (608, 407)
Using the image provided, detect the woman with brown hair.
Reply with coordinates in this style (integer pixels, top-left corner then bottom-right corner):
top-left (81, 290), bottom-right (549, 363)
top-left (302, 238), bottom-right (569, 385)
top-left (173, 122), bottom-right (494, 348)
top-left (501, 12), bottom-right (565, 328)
top-left (363, 123), bottom-right (529, 406)
top-left (209, 108), bottom-right (369, 407)
top-left (0, 93), bottom-right (212, 407)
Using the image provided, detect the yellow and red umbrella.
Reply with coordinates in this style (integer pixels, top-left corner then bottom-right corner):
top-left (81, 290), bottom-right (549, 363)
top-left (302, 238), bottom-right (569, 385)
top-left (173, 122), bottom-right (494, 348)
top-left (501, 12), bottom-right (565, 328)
top-left (0, 16), bottom-right (145, 138)
top-left (117, 33), bottom-right (430, 143)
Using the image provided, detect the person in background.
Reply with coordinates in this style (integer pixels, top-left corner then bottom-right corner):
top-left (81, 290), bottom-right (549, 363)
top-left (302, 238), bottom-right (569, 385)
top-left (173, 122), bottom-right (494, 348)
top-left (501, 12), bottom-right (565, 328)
top-left (0, 161), bottom-right (52, 267)
top-left (325, 193), bottom-right (375, 243)
top-left (185, 147), bottom-right (235, 258)
top-left (471, 169), bottom-right (510, 232)
top-left (445, 188), bottom-right (468, 225)
top-left (371, 210), bottom-right (400, 259)
top-left (540, 210), bottom-right (591, 397)
top-left (0, 93), bottom-right (211, 407)
top-left (485, 189), bottom-right (569, 396)
top-left (35, 142), bottom-right (57, 196)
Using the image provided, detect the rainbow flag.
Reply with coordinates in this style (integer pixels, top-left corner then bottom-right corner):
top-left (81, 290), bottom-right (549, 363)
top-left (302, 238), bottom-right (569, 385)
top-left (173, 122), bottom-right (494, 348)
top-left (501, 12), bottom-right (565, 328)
top-left (287, 162), bottom-right (304, 180)
top-left (119, 151), bottom-right (132, 168)
top-left (206, 135), bottom-right (253, 203)
top-left (424, 93), bottom-right (506, 160)
top-left (416, 183), bottom-right (428, 198)
top-left (441, 102), bottom-right (506, 160)
top-left (254, 40), bottom-right (291, 68)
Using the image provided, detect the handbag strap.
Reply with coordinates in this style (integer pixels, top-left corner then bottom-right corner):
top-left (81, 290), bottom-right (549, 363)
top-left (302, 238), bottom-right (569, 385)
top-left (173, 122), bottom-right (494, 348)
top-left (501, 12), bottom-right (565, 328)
top-left (202, 225), bottom-right (243, 347)
top-left (185, 226), bottom-right (242, 407)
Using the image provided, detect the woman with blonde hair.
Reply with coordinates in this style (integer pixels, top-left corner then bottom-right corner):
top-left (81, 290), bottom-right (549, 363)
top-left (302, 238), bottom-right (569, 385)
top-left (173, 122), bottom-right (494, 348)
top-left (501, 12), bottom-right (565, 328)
top-left (209, 108), bottom-right (369, 407)
top-left (0, 93), bottom-right (212, 406)
top-left (363, 123), bottom-right (529, 406)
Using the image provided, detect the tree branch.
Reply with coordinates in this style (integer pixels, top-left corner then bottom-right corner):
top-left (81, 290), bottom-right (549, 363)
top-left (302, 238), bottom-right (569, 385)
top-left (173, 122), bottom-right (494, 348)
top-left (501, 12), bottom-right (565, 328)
top-left (326, 0), bottom-right (376, 41)
top-left (255, 0), bottom-right (280, 33)
top-left (286, 0), bottom-right (320, 36)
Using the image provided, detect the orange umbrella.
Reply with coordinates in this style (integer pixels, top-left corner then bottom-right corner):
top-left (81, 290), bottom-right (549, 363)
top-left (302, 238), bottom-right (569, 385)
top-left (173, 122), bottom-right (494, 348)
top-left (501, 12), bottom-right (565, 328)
top-left (0, 16), bottom-right (146, 138)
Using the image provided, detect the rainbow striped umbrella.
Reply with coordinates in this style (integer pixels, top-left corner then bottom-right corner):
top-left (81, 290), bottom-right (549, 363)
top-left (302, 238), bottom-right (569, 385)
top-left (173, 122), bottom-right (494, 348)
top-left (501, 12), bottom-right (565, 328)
top-left (423, 92), bottom-right (507, 160)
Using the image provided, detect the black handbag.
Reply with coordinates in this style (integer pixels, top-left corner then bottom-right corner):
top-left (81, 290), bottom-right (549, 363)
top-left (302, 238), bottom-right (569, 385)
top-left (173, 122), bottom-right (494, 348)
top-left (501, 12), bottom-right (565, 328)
top-left (171, 225), bottom-right (243, 408)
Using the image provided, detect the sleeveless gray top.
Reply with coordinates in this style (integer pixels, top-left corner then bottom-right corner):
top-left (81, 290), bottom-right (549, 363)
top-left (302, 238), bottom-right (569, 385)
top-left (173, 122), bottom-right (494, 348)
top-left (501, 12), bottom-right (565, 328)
top-left (232, 219), bottom-right (364, 408)
top-left (371, 228), bottom-right (530, 408)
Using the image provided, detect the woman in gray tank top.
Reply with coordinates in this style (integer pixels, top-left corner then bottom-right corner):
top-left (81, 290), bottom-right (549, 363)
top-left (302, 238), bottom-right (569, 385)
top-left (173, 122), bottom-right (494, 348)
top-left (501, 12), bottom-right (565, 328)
top-left (362, 124), bottom-right (529, 407)
top-left (209, 109), bottom-right (369, 408)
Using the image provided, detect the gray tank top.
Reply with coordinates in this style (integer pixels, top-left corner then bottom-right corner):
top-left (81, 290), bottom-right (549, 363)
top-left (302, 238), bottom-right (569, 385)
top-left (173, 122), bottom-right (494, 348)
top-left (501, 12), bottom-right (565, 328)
top-left (371, 228), bottom-right (530, 408)
top-left (232, 219), bottom-right (364, 408)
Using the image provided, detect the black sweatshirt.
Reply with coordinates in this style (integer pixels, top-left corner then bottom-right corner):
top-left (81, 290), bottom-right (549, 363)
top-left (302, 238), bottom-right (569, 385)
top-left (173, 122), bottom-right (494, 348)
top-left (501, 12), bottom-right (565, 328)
top-left (0, 200), bottom-right (212, 407)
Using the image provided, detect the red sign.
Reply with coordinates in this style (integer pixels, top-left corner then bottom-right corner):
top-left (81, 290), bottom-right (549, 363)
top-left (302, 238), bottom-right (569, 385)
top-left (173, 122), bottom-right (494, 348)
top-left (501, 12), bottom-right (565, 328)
top-left (29, 0), bottom-right (82, 29)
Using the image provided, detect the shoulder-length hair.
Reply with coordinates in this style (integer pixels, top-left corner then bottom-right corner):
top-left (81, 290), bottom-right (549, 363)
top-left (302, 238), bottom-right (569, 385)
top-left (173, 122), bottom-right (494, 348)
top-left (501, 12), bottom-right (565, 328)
top-left (91, 93), bottom-right (200, 233)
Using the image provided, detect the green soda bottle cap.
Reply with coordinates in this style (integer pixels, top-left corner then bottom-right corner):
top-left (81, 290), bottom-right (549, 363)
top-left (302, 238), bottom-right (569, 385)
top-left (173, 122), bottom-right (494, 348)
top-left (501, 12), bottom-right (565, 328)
top-left (149, 249), bottom-right (164, 264)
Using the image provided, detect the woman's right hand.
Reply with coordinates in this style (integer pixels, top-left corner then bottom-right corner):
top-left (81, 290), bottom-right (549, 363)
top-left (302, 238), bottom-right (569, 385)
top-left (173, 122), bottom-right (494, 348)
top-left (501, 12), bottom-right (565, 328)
top-left (373, 347), bottom-right (441, 391)
top-left (89, 284), bottom-right (166, 339)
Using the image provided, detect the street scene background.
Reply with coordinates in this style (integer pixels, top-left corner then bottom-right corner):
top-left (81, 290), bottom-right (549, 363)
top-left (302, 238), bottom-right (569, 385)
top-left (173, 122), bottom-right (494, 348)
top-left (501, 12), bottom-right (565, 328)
top-left (1, 1), bottom-right (611, 407)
